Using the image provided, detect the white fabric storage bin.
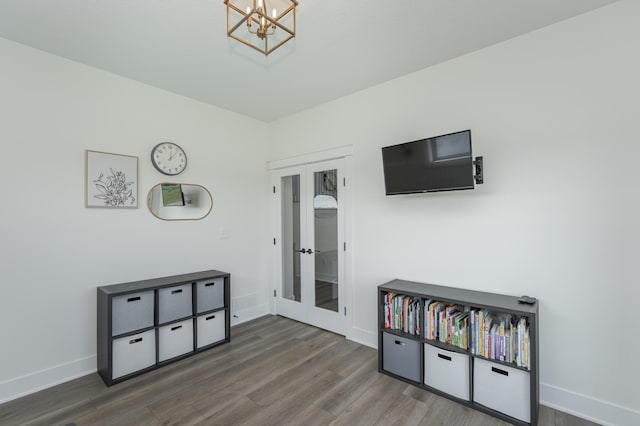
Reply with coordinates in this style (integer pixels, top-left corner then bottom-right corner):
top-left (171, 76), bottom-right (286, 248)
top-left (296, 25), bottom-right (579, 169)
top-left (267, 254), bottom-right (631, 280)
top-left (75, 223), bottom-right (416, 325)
top-left (196, 278), bottom-right (225, 313)
top-left (196, 312), bottom-right (225, 348)
top-left (424, 344), bottom-right (470, 400)
top-left (111, 290), bottom-right (154, 336)
top-left (112, 329), bottom-right (156, 379)
top-left (473, 357), bottom-right (530, 423)
top-left (158, 319), bottom-right (194, 362)
top-left (158, 283), bottom-right (193, 324)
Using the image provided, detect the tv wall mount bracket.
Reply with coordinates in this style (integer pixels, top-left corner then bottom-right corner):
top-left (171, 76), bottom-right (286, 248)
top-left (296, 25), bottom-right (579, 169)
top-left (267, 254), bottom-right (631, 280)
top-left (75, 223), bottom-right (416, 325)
top-left (474, 156), bottom-right (483, 185)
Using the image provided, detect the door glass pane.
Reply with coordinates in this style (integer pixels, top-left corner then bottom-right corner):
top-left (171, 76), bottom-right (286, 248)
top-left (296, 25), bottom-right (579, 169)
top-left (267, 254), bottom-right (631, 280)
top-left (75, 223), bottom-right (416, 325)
top-left (281, 175), bottom-right (301, 302)
top-left (313, 169), bottom-right (338, 312)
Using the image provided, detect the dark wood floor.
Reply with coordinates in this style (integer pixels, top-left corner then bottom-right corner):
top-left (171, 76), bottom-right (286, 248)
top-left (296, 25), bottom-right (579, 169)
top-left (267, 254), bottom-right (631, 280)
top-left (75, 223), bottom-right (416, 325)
top-left (0, 315), bottom-right (600, 426)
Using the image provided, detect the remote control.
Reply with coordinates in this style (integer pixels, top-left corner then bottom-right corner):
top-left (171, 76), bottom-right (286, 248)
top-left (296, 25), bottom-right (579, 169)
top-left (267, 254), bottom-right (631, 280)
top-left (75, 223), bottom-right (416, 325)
top-left (517, 295), bottom-right (537, 304)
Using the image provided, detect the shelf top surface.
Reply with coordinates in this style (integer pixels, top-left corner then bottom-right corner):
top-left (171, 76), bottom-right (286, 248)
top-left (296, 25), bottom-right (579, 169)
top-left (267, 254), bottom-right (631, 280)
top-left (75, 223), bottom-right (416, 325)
top-left (98, 269), bottom-right (229, 295)
top-left (379, 279), bottom-right (538, 315)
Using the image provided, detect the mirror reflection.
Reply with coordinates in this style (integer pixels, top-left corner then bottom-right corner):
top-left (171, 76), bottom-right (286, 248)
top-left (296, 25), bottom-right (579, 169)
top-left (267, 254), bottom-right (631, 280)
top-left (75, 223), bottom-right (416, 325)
top-left (147, 183), bottom-right (212, 221)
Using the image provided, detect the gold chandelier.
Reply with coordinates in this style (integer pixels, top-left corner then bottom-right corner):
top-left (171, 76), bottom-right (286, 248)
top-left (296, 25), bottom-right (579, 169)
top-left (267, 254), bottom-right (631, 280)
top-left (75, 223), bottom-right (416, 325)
top-left (224, 0), bottom-right (298, 55)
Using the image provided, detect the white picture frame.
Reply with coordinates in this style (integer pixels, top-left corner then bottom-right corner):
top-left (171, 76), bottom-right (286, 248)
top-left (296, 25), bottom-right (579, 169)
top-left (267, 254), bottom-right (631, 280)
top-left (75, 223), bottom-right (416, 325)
top-left (85, 150), bottom-right (138, 208)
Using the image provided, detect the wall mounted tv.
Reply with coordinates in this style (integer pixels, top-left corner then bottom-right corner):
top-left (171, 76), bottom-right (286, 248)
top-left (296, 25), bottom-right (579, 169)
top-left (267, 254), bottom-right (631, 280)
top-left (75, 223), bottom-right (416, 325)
top-left (382, 130), bottom-right (478, 195)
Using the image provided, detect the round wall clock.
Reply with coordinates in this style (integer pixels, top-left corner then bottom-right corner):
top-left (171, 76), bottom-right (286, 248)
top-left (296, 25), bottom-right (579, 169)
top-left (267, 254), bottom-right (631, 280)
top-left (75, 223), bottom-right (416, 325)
top-left (151, 142), bottom-right (187, 176)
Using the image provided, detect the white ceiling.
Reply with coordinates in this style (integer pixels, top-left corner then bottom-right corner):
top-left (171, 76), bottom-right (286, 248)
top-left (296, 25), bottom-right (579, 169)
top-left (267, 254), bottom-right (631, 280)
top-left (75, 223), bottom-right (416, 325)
top-left (0, 0), bottom-right (616, 122)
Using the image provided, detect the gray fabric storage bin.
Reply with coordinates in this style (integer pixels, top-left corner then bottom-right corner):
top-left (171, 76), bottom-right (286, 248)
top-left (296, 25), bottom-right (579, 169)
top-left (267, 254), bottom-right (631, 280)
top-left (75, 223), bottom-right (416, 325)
top-left (196, 312), bottom-right (226, 348)
top-left (158, 283), bottom-right (193, 324)
top-left (473, 358), bottom-right (531, 422)
top-left (424, 343), bottom-right (470, 400)
top-left (111, 290), bottom-right (154, 336)
top-left (196, 278), bottom-right (224, 313)
top-left (382, 332), bottom-right (421, 382)
top-left (112, 329), bottom-right (156, 379)
top-left (158, 318), bottom-right (194, 362)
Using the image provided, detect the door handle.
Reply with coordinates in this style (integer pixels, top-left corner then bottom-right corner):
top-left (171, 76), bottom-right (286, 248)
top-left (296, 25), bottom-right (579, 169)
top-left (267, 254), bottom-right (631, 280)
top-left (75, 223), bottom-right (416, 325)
top-left (297, 248), bottom-right (317, 254)
top-left (437, 353), bottom-right (452, 361)
top-left (491, 367), bottom-right (509, 376)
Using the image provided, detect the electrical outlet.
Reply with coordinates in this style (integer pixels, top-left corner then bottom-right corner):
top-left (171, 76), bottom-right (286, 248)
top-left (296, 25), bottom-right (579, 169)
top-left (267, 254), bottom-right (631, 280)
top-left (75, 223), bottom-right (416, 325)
top-left (220, 228), bottom-right (230, 239)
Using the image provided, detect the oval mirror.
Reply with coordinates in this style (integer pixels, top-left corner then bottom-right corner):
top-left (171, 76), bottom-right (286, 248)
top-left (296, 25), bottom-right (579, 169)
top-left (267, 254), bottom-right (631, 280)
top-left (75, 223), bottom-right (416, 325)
top-left (147, 183), bottom-right (212, 221)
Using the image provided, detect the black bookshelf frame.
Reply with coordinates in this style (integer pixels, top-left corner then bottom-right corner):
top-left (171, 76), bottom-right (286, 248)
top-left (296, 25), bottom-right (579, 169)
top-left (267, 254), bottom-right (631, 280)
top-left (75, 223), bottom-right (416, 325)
top-left (378, 279), bottom-right (539, 426)
top-left (97, 269), bottom-right (231, 386)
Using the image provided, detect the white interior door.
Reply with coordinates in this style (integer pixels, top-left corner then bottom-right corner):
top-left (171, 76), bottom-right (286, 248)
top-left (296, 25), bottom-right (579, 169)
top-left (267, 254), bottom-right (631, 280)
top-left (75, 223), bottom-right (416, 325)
top-left (272, 158), bottom-right (345, 335)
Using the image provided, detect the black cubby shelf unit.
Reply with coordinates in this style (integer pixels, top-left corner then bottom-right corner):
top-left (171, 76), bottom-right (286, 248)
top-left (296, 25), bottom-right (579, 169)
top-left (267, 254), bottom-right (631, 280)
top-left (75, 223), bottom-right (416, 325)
top-left (97, 269), bottom-right (230, 386)
top-left (378, 279), bottom-right (539, 426)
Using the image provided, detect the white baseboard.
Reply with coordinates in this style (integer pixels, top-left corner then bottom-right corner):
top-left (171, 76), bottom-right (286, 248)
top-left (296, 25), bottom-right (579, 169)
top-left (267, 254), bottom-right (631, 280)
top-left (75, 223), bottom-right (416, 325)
top-left (347, 326), bottom-right (377, 349)
top-left (230, 303), bottom-right (270, 327)
top-left (541, 382), bottom-right (640, 426)
top-left (0, 355), bottom-right (96, 404)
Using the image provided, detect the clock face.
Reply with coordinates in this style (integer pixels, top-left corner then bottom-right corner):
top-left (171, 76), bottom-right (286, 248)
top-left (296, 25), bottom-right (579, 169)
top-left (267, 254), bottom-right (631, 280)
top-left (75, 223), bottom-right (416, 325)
top-left (151, 142), bottom-right (187, 175)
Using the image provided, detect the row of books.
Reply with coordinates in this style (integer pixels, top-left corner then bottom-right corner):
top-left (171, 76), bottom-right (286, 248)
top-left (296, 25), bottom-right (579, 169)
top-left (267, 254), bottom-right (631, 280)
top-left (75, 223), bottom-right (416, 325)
top-left (382, 292), bottom-right (421, 335)
top-left (470, 310), bottom-right (530, 369)
top-left (382, 293), bottom-right (530, 369)
top-left (424, 300), bottom-right (469, 350)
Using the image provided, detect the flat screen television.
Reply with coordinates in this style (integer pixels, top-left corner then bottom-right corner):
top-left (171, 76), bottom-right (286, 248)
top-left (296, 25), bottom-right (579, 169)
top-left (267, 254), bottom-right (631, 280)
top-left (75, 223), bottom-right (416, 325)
top-left (382, 130), bottom-right (474, 195)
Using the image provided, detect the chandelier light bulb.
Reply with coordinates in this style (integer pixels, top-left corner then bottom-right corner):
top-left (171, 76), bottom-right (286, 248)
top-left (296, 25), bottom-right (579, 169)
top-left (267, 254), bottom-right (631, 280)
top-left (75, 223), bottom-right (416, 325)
top-left (272, 8), bottom-right (277, 18)
top-left (258, 0), bottom-right (263, 9)
top-left (246, 6), bottom-right (251, 14)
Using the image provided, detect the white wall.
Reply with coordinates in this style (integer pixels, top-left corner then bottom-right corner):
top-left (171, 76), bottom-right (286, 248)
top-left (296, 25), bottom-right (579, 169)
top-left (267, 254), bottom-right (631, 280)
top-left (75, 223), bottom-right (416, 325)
top-left (0, 37), bottom-right (271, 402)
top-left (269, 1), bottom-right (640, 425)
top-left (1, 2), bottom-right (639, 424)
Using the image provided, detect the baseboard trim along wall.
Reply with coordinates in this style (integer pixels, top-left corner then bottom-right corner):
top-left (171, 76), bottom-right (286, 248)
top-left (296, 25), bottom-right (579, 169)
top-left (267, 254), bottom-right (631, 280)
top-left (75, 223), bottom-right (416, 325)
top-left (541, 382), bottom-right (639, 426)
top-left (230, 303), bottom-right (270, 327)
top-left (0, 355), bottom-right (96, 404)
top-left (347, 326), bottom-right (377, 349)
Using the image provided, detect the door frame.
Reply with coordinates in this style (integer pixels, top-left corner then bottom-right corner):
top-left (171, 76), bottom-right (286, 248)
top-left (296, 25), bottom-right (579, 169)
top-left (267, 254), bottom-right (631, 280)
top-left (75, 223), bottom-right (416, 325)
top-left (268, 146), bottom-right (353, 338)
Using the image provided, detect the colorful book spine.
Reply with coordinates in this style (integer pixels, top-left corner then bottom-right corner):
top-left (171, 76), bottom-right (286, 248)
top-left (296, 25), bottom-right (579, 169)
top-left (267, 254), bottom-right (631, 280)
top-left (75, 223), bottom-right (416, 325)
top-left (483, 313), bottom-right (492, 357)
top-left (477, 310), bottom-right (484, 356)
top-left (469, 310), bottom-right (475, 354)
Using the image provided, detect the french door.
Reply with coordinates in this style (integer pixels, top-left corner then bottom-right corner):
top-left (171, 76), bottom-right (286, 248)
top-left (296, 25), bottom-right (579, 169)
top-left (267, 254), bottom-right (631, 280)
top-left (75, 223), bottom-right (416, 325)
top-left (272, 158), bottom-right (345, 335)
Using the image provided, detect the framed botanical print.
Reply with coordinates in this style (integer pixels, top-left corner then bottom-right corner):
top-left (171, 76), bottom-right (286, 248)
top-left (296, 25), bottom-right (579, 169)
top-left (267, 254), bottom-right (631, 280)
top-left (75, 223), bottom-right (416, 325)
top-left (85, 150), bottom-right (138, 208)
